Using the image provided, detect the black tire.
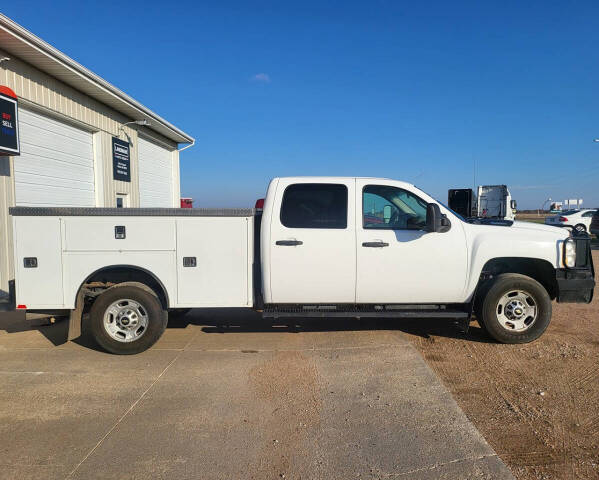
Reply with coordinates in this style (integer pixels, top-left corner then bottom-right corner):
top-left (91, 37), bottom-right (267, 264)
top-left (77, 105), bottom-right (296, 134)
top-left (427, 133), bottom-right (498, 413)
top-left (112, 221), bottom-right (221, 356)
top-left (479, 273), bottom-right (552, 344)
top-left (574, 223), bottom-right (586, 233)
top-left (89, 284), bottom-right (167, 355)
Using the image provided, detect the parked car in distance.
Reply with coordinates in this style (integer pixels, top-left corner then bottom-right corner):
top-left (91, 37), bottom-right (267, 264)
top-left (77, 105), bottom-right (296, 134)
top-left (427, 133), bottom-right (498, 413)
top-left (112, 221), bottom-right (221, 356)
top-left (545, 209), bottom-right (597, 233)
top-left (591, 210), bottom-right (599, 236)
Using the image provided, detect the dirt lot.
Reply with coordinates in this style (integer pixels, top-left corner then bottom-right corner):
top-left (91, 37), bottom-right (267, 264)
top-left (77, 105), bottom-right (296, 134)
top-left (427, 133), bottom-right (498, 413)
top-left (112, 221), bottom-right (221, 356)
top-left (515, 213), bottom-right (551, 221)
top-left (406, 249), bottom-right (599, 480)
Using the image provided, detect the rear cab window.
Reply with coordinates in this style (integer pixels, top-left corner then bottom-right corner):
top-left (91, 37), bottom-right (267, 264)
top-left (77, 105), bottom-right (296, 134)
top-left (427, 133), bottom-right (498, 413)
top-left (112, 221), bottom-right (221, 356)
top-left (280, 183), bottom-right (348, 229)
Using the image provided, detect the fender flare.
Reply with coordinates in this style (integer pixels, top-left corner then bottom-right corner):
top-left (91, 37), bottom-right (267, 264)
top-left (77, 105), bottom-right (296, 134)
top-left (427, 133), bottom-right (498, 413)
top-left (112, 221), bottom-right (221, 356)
top-left (68, 265), bottom-right (170, 341)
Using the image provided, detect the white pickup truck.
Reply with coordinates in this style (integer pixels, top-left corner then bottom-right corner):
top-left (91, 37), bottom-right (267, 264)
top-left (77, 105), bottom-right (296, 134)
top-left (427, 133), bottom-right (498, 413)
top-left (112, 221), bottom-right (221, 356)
top-left (9, 177), bottom-right (595, 354)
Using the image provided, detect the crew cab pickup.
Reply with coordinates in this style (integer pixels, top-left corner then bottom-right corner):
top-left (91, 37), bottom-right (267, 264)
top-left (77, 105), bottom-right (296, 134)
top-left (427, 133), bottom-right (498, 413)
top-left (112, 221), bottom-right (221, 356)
top-left (9, 177), bottom-right (595, 354)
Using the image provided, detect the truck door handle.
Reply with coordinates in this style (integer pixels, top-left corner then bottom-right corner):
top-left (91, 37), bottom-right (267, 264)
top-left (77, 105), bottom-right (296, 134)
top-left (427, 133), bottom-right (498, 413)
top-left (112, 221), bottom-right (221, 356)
top-left (276, 240), bottom-right (303, 246)
top-left (362, 241), bottom-right (389, 248)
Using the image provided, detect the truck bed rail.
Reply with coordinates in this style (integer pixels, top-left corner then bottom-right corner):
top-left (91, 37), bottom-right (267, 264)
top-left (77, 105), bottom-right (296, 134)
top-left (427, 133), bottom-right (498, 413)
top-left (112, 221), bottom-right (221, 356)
top-left (9, 207), bottom-right (256, 217)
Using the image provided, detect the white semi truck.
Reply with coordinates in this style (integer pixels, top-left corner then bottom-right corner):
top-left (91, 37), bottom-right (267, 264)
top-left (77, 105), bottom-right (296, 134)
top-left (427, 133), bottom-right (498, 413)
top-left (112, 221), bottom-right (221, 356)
top-left (448, 185), bottom-right (516, 221)
top-left (476, 185), bottom-right (517, 221)
top-left (9, 177), bottom-right (594, 354)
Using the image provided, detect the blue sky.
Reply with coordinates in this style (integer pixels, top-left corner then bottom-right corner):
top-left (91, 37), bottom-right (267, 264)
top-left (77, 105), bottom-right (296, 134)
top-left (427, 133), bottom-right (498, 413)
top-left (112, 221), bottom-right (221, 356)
top-left (3, 1), bottom-right (599, 208)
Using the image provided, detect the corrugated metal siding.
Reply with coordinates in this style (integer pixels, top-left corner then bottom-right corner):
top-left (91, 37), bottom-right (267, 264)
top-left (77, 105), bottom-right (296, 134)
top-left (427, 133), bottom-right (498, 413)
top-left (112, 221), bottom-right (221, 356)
top-left (99, 129), bottom-right (140, 207)
top-left (0, 48), bottom-right (180, 295)
top-left (0, 157), bottom-right (15, 298)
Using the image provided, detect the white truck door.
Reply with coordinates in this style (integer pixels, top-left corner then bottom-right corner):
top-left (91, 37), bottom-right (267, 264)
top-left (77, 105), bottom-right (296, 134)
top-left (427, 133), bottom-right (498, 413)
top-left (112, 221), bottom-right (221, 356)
top-left (356, 180), bottom-right (468, 304)
top-left (268, 179), bottom-right (356, 303)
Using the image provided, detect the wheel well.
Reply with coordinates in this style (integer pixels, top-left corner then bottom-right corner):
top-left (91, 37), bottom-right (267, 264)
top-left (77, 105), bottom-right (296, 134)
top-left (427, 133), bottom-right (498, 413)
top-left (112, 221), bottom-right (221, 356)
top-left (480, 257), bottom-right (557, 299)
top-left (81, 266), bottom-right (169, 309)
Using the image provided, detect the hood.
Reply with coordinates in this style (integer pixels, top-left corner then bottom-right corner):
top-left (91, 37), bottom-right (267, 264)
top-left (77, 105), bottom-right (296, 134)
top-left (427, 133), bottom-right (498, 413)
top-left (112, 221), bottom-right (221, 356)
top-left (510, 221), bottom-right (569, 236)
top-left (465, 219), bottom-right (569, 241)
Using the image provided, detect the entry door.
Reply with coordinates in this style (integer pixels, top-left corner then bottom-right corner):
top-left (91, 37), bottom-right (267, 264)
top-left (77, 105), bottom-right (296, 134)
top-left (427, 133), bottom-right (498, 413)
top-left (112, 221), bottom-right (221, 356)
top-left (356, 180), bottom-right (467, 304)
top-left (116, 193), bottom-right (129, 208)
top-left (268, 179), bottom-right (356, 303)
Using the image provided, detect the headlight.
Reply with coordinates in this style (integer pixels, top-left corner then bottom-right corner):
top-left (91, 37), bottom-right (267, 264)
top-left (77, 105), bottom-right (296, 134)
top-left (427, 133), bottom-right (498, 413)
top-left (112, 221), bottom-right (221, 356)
top-left (564, 238), bottom-right (577, 268)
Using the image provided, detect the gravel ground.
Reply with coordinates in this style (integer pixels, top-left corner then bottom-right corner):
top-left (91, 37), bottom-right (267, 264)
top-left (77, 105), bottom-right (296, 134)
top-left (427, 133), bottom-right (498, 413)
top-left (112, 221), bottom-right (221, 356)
top-left (405, 250), bottom-right (599, 480)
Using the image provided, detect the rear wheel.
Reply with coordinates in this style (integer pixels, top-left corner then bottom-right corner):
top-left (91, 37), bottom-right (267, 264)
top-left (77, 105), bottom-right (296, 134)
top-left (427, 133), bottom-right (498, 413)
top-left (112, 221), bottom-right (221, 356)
top-left (479, 273), bottom-right (552, 344)
top-left (89, 284), bottom-right (167, 354)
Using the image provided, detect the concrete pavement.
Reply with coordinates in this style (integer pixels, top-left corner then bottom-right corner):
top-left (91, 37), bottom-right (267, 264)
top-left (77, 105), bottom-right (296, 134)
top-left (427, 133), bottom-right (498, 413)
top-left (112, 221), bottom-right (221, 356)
top-left (0, 309), bottom-right (514, 479)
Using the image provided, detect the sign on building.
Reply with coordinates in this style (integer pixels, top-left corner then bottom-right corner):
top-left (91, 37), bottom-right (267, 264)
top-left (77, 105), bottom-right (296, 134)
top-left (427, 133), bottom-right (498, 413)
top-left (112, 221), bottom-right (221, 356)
top-left (112, 137), bottom-right (131, 182)
top-left (0, 86), bottom-right (19, 156)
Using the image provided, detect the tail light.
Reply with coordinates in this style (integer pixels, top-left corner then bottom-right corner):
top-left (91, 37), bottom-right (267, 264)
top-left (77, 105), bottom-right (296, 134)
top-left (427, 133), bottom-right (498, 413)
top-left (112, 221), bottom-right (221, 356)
top-left (559, 217), bottom-right (568, 222)
top-left (255, 198), bottom-right (265, 210)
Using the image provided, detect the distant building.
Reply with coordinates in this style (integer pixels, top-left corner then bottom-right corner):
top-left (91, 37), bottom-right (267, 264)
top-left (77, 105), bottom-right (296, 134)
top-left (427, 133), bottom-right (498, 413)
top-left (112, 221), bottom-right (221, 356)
top-left (564, 199), bottom-right (583, 209)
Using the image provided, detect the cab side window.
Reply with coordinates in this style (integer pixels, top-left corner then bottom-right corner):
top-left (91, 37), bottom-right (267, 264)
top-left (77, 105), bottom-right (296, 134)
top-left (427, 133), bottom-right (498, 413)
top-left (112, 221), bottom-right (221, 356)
top-left (582, 211), bottom-right (595, 217)
top-left (280, 183), bottom-right (348, 229)
top-left (363, 185), bottom-right (427, 230)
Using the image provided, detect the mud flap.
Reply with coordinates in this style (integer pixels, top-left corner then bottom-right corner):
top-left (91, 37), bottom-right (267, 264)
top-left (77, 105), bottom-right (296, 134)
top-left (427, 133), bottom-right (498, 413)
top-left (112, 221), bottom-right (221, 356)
top-left (456, 315), bottom-right (470, 335)
top-left (67, 288), bottom-right (85, 341)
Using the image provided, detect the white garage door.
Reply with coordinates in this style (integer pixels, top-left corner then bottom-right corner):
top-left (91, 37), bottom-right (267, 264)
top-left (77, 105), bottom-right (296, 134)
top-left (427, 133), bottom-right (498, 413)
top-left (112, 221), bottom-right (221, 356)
top-left (138, 136), bottom-right (174, 207)
top-left (15, 109), bottom-right (95, 207)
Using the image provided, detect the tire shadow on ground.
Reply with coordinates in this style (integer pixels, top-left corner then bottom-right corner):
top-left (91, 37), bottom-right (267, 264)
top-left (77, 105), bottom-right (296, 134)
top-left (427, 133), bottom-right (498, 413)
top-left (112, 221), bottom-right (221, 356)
top-left (0, 307), bottom-right (496, 352)
top-left (170, 308), bottom-right (496, 344)
top-left (0, 310), bottom-right (69, 346)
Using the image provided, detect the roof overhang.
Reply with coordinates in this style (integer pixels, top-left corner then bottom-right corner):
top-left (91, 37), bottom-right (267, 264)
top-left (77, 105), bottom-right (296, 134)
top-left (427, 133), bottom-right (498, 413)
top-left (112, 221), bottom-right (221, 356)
top-left (0, 14), bottom-right (194, 145)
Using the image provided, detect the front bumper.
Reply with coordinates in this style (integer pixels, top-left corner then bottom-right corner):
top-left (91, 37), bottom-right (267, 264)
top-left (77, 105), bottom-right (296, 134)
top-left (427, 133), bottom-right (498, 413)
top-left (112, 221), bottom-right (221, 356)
top-left (556, 268), bottom-right (595, 303)
top-left (556, 232), bottom-right (595, 303)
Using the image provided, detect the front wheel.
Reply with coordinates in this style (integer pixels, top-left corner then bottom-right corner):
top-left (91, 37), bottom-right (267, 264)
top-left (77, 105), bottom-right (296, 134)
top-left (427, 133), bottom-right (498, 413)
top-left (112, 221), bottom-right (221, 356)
top-left (89, 284), bottom-right (168, 354)
top-left (479, 273), bottom-right (552, 344)
top-left (574, 223), bottom-right (587, 233)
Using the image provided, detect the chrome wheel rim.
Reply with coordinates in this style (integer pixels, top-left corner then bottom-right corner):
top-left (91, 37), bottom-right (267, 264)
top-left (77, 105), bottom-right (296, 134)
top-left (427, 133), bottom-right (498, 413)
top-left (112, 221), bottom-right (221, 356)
top-left (496, 290), bottom-right (538, 332)
top-left (103, 299), bottom-right (149, 342)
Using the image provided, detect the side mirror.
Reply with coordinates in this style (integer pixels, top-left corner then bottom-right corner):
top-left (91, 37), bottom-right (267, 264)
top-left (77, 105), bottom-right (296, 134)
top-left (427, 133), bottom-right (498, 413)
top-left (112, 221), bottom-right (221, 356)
top-left (426, 203), bottom-right (451, 233)
top-left (510, 200), bottom-right (517, 210)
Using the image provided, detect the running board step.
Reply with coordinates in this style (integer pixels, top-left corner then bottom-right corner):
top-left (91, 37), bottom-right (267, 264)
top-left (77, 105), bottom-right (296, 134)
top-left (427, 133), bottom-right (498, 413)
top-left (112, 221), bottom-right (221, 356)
top-left (263, 304), bottom-right (470, 319)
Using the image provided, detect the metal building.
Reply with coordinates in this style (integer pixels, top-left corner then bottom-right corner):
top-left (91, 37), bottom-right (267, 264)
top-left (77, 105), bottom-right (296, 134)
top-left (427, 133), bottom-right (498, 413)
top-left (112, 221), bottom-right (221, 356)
top-left (0, 14), bottom-right (194, 298)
